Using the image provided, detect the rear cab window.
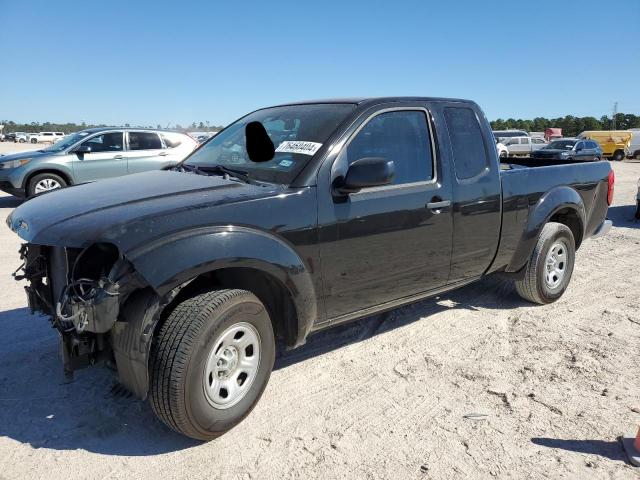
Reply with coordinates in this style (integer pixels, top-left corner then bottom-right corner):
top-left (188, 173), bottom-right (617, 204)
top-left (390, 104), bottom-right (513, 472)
top-left (444, 107), bottom-right (489, 179)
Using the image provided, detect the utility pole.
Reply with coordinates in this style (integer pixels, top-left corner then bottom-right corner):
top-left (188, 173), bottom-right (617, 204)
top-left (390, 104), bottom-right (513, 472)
top-left (612, 102), bottom-right (618, 130)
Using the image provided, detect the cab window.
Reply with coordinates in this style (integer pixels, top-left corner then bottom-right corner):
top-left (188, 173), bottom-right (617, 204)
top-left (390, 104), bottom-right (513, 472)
top-left (345, 110), bottom-right (434, 185)
top-left (82, 132), bottom-right (124, 152)
top-left (444, 107), bottom-right (489, 179)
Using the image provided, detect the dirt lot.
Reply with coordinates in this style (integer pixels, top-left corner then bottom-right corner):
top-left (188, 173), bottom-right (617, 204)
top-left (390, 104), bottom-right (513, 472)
top-left (0, 141), bottom-right (638, 479)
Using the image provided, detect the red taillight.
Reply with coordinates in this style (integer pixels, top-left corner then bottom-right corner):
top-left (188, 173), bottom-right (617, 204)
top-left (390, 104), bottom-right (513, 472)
top-left (607, 169), bottom-right (615, 206)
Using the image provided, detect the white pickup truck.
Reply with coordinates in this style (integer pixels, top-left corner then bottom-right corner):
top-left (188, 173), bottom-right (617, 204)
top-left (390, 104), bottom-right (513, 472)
top-left (503, 136), bottom-right (548, 156)
top-left (28, 132), bottom-right (65, 144)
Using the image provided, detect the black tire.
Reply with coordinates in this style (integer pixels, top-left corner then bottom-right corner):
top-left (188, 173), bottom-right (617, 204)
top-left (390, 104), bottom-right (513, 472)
top-left (635, 201), bottom-right (640, 220)
top-left (634, 152), bottom-right (640, 161)
top-left (149, 289), bottom-right (275, 441)
top-left (514, 222), bottom-right (575, 304)
top-left (30, 138), bottom-right (37, 144)
top-left (612, 150), bottom-right (624, 161)
top-left (18, 138), bottom-right (25, 143)
top-left (26, 172), bottom-right (67, 198)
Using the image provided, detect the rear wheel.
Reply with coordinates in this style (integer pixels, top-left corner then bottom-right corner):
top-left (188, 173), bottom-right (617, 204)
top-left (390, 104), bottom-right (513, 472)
top-left (26, 172), bottom-right (67, 197)
top-left (514, 222), bottom-right (576, 304)
top-left (634, 152), bottom-right (640, 161)
top-left (612, 150), bottom-right (624, 161)
top-left (149, 289), bottom-right (275, 441)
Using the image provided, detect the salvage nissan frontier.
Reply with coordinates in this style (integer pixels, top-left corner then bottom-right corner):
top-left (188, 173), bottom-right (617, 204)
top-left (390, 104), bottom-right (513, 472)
top-left (7, 97), bottom-right (614, 440)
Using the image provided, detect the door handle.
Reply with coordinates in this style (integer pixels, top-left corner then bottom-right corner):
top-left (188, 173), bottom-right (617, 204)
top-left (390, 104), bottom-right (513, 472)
top-left (158, 152), bottom-right (168, 156)
top-left (114, 155), bottom-right (124, 159)
top-left (426, 199), bottom-right (451, 211)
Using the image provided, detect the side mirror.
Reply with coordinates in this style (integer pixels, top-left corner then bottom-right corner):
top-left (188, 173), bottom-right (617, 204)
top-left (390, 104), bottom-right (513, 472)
top-left (337, 157), bottom-right (395, 194)
top-left (74, 144), bottom-right (92, 154)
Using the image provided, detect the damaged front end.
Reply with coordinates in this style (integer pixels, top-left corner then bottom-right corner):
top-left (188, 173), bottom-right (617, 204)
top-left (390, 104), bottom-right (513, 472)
top-left (14, 242), bottom-right (146, 376)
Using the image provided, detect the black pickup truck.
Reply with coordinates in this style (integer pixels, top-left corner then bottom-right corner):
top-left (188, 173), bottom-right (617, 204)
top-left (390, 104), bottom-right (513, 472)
top-left (7, 97), bottom-right (613, 440)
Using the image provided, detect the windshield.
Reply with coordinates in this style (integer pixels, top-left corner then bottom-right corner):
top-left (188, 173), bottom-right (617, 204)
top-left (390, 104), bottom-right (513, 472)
top-left (545, 140), bottom-right (576, 150)
top-left (40, 131), bottom-right (92, 152)
top-left (183, 103), bottom-right (356, 184)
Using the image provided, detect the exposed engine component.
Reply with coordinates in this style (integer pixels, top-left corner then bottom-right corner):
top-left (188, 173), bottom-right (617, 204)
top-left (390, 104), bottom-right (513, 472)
top-left (14, 242), bottom-right (146, 375)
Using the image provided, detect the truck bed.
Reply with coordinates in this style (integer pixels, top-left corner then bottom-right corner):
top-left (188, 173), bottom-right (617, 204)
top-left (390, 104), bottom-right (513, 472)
top-left (492, 158), bottom-right (611, 274)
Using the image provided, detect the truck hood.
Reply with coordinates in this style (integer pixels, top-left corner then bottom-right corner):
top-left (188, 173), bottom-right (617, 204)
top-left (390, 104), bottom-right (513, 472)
top-left (6, 170), bottom-right (283, 247)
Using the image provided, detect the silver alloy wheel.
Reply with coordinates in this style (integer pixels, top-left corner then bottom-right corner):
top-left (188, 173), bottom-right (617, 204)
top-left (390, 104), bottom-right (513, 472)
top-left (34, 178), bottom-right (62, 194)
top-left (203, 322), bottom-right (261, 409)
top-left (544, 240), bottom-right (568, 289)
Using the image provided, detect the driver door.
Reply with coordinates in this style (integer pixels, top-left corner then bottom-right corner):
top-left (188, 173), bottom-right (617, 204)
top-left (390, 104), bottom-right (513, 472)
top-left (317, 106), bottom-right (453, 320)
top-left (72, 132), bottom-right (128, 183)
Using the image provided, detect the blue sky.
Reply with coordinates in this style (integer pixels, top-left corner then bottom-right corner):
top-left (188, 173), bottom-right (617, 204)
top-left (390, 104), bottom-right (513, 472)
top-left (1, 0), bottom-right (638, 126)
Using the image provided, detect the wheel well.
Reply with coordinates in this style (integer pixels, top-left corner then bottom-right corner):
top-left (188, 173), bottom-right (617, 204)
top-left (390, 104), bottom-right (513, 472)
top-left (549, 208), bottom-right (583, 249)
top-left (169, 267), bottom-right (299, 347)
top-left (23, 169), bottom-right (72, 190)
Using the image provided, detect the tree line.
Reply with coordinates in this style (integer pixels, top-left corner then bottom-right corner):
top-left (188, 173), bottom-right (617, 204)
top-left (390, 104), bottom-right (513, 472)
top-left (490, 113), bottom-right (640, 137)
top-left (0, 120), bottom-right (225, 134)
top-left (2, 114), bottom-right (639, 138)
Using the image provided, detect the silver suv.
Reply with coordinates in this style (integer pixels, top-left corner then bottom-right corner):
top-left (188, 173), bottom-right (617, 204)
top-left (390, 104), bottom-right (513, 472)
top-left (0, 128), bottom-right (198, 197)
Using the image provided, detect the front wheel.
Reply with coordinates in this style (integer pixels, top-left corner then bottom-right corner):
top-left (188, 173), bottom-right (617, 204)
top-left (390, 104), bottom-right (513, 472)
top-left (149, 289), bottom-right (275, 440)
top-left (26, 172), bottom-right (67, 197)
top-left (514, 222), bottom-right (576, 304)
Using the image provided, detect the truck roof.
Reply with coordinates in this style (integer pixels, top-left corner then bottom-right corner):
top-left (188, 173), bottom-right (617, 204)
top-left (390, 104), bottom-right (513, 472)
top-left (271, 97), bottom-right (475, 107)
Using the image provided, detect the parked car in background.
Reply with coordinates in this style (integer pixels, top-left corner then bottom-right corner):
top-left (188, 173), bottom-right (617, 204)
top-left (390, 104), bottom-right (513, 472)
top-left (531, 138), bottom-right (602, 161)
top-left (626, 129), bottom-right (640, 160)
top-left (14, 132), bottom-right (29, 143)
top-left (7, 96), bottom-right (613, 440)
top-left (502, 136), bottom-right (548, 156)
top-left (28, 132), bottom-right (66, 144)
top-left (493, 129), bottom-right (528, 143)
top-left (3, 133), bottom-right (16, 142)
top-left (496, 141), bottom-right (509, 158)
top-left (577, 130), bottom-right (632, 161)
top-left (0, 128), bottom-right (198, 197)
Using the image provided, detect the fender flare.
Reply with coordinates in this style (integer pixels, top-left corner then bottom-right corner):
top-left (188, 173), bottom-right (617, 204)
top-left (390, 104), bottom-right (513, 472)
top-left (506, 186), bottom-right (585, 272)
top-left (112, 226), bottom-right (318, 398)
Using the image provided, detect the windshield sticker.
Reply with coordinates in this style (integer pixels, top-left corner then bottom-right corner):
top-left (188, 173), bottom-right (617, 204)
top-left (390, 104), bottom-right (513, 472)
top-left (278, 159), bottom-right (294, 167)
top-left (275, 141), bottom-right (322, 156)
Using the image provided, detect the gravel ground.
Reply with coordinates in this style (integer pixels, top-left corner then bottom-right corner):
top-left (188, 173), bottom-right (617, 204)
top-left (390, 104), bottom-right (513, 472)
top-left (0, 141), bottom-right (638, 479)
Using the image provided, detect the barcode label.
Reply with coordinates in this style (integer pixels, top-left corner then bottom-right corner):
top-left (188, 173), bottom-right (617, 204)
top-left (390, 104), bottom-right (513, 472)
top-left (275, 141), bottom-right (323, 156)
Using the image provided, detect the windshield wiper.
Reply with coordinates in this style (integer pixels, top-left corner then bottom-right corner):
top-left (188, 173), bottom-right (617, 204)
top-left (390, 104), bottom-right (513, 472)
top-left (181, 164), bottom-right (253, 184)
